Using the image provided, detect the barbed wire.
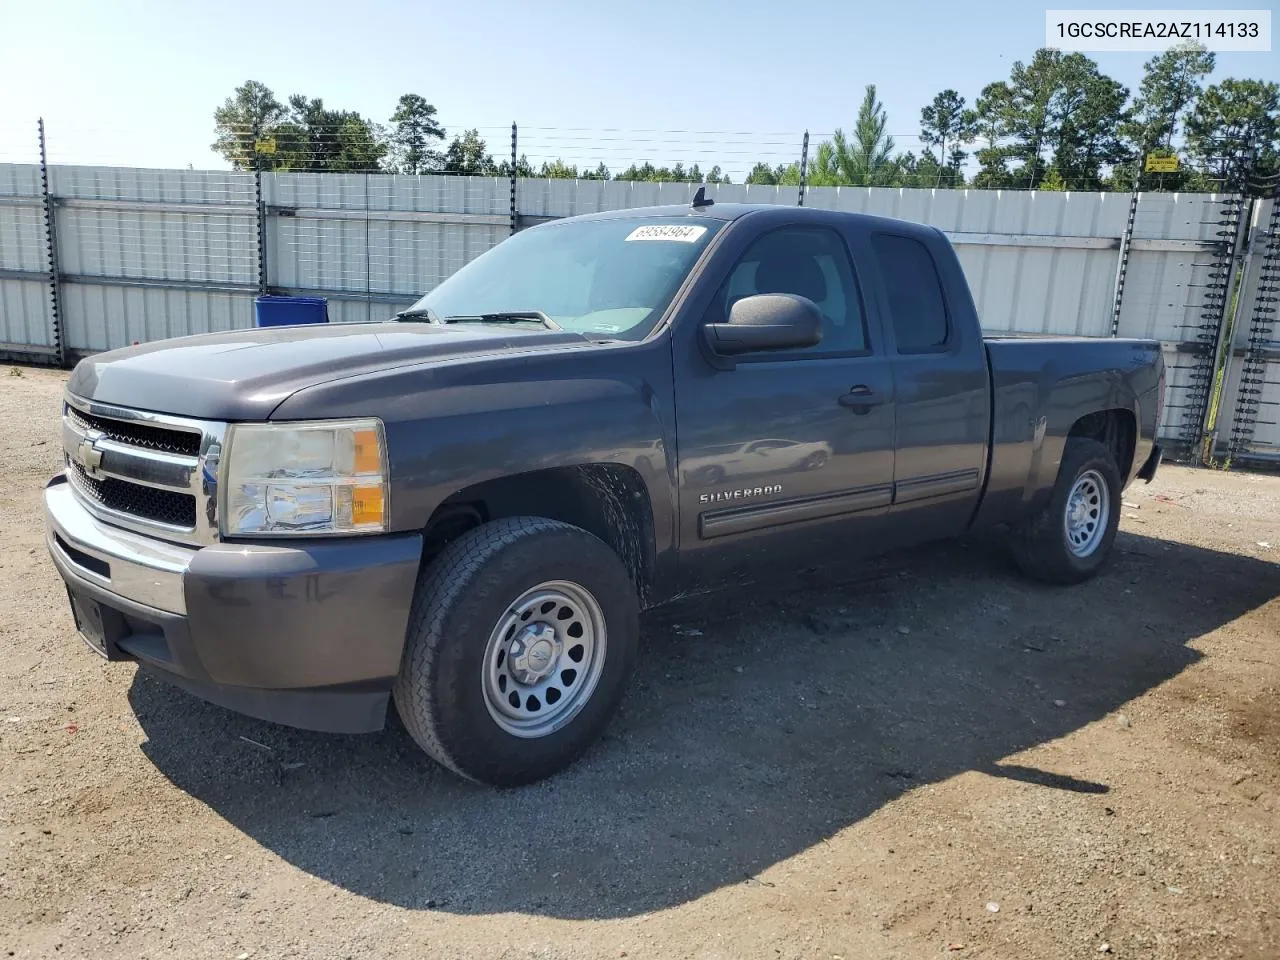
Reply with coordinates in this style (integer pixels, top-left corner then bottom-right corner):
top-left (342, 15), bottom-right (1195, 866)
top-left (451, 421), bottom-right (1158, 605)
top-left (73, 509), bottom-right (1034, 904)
top-left (2, 118), bottom-right (1261, 331)
top-left (0, 120), bottom-right (43, 166)
top-left (0, 119), bottom-right (1255, 196)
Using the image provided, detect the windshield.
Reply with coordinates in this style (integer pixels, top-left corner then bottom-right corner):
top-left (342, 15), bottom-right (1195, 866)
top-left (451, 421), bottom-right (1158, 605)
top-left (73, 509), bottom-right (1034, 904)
top-left (404, 216), bottom-right (723, 340)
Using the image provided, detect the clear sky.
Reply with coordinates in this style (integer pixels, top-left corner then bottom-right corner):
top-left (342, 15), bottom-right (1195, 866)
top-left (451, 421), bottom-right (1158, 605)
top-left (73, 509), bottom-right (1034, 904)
top-left (0, 0), bottom-right (1275, 177)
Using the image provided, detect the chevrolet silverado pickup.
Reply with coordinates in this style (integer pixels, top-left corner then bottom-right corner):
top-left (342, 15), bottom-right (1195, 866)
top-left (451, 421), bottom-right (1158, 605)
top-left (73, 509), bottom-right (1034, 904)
top-left (44, 198), bottom-right (1165, 785)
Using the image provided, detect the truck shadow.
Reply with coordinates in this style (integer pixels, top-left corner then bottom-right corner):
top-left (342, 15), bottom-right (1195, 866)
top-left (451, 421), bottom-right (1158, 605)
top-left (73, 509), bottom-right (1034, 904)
top-left (128, 531), bottom-right (1277, 919)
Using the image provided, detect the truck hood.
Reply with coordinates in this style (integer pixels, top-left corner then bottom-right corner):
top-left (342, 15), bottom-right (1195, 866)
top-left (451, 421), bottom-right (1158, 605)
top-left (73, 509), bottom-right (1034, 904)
top-left (66, 322), bottom-right (593, 421)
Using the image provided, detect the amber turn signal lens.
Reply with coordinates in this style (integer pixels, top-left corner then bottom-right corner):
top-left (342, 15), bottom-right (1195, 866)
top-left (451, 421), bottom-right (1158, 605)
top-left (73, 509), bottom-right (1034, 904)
top-left (351, 485), bottom-right (385, 527)
top-left (353, 429), bottom-right (382, 474)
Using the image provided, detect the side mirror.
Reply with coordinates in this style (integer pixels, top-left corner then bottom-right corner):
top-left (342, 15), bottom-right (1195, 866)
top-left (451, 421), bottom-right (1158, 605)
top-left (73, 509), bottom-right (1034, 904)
top-left (703, 293), bottom-right (823, 357)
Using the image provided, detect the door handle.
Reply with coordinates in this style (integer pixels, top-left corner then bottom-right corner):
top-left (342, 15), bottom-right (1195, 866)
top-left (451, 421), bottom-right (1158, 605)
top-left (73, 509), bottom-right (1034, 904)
top-left (838, 385), bottom-right (884, 412)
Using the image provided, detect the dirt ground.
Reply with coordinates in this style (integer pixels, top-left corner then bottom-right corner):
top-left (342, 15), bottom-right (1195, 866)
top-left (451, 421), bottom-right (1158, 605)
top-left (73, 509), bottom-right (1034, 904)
top-left (1, 363), bottom-right (1277, 960)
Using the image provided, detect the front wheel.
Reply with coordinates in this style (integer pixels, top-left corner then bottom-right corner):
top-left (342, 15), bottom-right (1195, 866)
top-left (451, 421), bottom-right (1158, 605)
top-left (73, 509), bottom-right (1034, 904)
top-left (393, 517), bottom-right (639, 786)
top-left (1010, 437), bottom-right (1122, 584)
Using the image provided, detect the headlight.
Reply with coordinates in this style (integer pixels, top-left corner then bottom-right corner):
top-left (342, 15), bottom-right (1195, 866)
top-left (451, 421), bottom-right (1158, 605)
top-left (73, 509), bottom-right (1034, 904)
top-left (221, 419), bottom-right (388, 536)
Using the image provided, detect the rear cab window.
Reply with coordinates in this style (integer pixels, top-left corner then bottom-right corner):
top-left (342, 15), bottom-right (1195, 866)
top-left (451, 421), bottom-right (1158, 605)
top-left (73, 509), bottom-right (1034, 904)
top-left (871, 234), bottom-right (951, 353)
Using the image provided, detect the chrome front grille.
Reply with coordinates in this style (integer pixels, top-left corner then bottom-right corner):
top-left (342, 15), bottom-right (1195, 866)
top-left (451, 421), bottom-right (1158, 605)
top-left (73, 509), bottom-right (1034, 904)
top-left (67, 460), bottom-right (198, 528)
top-left (66, 405), bottom-right (202, 457)
top-left (61, 394), bottom-right (225, 545)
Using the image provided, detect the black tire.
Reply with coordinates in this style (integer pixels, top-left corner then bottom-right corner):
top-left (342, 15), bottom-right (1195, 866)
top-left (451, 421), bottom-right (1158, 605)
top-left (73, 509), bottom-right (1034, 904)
top-left (1010, 437), bottom-right (1122, 584)
top-left (393, 517), bottom-right (639, 786)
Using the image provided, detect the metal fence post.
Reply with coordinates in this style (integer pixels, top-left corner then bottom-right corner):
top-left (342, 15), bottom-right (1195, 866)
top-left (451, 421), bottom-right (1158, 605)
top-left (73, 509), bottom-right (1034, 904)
top-left (1223, 155), bottom-right (1278, 464)
top-left (364, 172), bottom-right (372, 317)
top-left (510, 122), bottom-right (518, 235)
top-left (1108, 161), bottom-right (1142, 336)
top-left (797, 130), bottom-right (809, 207)
top-left (252, 123), bottom-right (267, 297)
top-left (37, 118), bottom-right (65, 367)
top-left (1191, 151), bottom-right (1254, 462)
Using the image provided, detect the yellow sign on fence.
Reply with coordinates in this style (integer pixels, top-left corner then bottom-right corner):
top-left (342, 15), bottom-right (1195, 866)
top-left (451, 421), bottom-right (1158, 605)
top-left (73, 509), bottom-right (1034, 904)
top-left (254, 139), bottom-right (277, 155)
top-left (1145, 155), bottom-right (1179, 173)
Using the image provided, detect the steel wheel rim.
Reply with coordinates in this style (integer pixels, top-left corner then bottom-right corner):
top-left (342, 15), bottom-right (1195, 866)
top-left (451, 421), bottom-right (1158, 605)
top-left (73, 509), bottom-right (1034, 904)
top-left (481, 580), bottom-right (607, 738)
top-left (1064, 469), bottom-right (1109, 557)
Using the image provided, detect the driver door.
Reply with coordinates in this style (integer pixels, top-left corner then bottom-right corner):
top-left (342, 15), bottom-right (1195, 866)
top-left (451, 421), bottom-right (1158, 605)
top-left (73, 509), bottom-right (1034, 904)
top-left (673, 220), bottom-right (896, 585)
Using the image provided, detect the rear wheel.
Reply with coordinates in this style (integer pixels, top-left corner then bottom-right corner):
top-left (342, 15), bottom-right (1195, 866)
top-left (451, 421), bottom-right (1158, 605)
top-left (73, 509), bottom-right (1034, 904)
top-left (393, 517), bottom-right (639, 785)
top-left (1010, 437), bottom-right (1122, 584)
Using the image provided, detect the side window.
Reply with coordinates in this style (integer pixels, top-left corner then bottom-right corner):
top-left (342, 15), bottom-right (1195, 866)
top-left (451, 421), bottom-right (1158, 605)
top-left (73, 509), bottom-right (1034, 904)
top-left (706, 226), bottom-right (868, 355)
top-left (870, 234), bottom-right (950, 353)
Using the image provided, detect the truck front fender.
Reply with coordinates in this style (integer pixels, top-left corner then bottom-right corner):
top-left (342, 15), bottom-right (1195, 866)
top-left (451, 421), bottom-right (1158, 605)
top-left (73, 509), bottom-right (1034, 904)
top-left (270, 368), bottom-right (675, 571)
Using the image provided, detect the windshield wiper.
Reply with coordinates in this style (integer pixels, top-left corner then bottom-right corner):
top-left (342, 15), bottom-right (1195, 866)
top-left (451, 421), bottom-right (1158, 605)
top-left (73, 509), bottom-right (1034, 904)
top-left (392, 306), bottom-right (445, 325)
top-left (443, 311), bottom-right (562, 331)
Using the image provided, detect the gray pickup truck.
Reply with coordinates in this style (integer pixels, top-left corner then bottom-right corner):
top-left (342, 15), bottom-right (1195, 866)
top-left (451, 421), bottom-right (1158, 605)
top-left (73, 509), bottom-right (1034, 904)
top-left (45, 198), bottom-right (1164, 785)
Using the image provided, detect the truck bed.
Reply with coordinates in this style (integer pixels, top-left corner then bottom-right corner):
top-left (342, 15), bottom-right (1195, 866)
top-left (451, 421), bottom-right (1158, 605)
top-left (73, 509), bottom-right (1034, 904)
top-left (975, 335), bottom-right (1164, 530)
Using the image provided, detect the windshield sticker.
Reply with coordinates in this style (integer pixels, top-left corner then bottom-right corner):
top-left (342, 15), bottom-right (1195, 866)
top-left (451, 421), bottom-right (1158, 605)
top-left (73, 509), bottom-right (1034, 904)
top-left (625, 224), bottom-right (708, 243)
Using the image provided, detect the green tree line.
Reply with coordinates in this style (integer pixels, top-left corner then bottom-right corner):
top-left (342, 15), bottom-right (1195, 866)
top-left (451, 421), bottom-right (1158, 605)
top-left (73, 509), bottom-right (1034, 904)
top-left (746, 46), bottom-right (1277, 191)
top-left (213, 45), bottom-right (1279, 190)
top-left (213, 81), bottom-right (737, 182)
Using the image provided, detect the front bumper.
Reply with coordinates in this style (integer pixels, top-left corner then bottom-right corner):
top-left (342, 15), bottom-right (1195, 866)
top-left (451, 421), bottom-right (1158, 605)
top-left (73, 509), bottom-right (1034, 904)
top-left (45, 475), bottom-right (423, 733)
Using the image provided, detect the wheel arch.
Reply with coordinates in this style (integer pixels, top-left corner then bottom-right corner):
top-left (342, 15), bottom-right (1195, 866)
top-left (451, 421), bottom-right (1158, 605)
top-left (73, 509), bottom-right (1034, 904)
top-left (1067, 408), bottom-right (1137, 482)
top-left (420, 464), bottom-right (659, 606)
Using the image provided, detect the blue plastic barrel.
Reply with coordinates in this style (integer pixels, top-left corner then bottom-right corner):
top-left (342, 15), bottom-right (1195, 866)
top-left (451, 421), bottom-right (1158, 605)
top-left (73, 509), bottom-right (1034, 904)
top-left (254, 295), bottom-right (329, 327)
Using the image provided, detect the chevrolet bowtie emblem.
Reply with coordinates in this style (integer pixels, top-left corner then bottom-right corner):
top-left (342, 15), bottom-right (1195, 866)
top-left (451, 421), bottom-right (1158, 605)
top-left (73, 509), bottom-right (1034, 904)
top-left (77, 435), bottom-right (105, 478)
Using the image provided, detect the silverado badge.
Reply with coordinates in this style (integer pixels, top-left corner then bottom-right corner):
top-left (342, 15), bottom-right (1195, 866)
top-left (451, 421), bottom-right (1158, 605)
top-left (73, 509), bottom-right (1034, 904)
top-left (699, 484), bottom-right (782, 505)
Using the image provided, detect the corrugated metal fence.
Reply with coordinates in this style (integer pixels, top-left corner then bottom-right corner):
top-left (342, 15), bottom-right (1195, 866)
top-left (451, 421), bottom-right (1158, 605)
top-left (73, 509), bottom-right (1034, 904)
top-left (0, 162), bottom-right (1261, 460)
top-left (55, 167), bottom-right (259, 351)
top-left (0, 165), bottom-right (55, 357)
